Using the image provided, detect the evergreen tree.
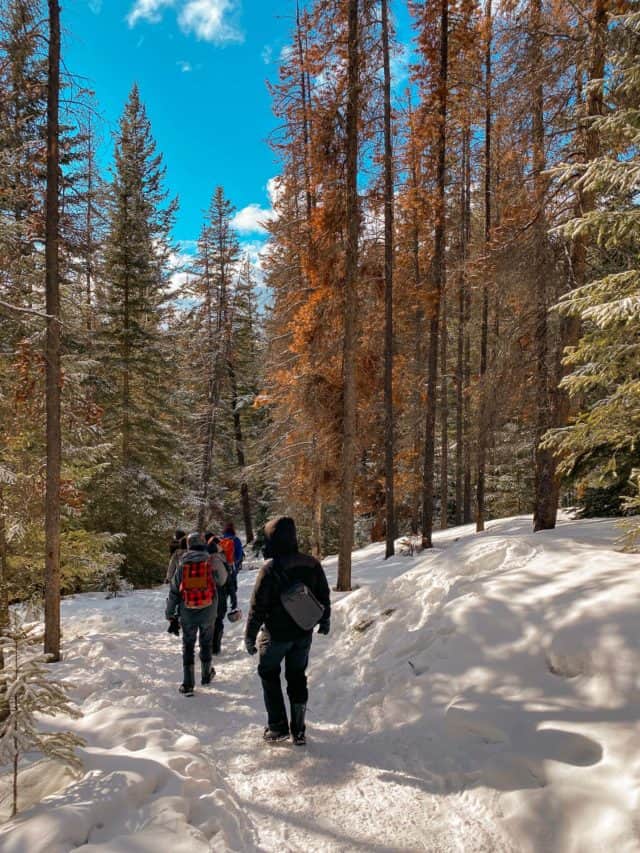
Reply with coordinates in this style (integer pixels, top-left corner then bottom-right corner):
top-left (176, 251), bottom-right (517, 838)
top-left (547, 9), bottom-right (640, 522)
top-left (0, 616), bottom-right (84, 816)
top-left (88, 85), bottom-right (179, 584)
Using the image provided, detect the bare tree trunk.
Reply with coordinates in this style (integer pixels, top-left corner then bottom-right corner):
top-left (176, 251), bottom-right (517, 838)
top-left (44, 0), bottom-right (61, 662)
top-left (462, 129), bottom-right (472, 524)
top-left (228, 361), bottom-right (253, 543)
top-left (455, 127), bottom-right (469, 526)
top-left (531, 0), bottom-right (557, 532)
top-left (476, 0), bottom-right (492, 534)
top-left (408, 97), bottom-right (423, 537)
top-left (311, 435), bottom-right (323, 558)
top-left (381, 0), bottom-right (395, 558)
top-left (337, 0), bottom-right (360, 591)
top-left (421, 0), bottom-right (448, 549)
top-left (439, 288), bottom-right (448, 530)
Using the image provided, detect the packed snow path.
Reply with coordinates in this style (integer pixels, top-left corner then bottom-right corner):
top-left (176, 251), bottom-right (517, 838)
top-left (2, 515), bottom-right (640, 852)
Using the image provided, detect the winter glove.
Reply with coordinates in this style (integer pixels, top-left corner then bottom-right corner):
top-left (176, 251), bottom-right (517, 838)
top-left (167, 617), bottom-right (180, 636)
top-left (317, 620), bottom-right (330, 635)
top-left (245, 637), bottom-right (257, 656)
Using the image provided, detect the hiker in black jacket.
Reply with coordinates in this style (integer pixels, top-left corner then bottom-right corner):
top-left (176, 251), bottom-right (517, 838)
top-left (245, 516), bottom-right (330, 745)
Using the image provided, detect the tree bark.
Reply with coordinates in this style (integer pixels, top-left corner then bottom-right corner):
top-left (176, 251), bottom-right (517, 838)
top-left (228, 360), bottom-right (254, 543)
top-left (462, 127), bottom-right (472, 524)
top-left (381, 0), bottom-right (395, 558)
top-left (44, 0), bottom-right (61, 662)
top-left (337, 0), bottom-right (360, 591)
top-left (421, 0), bottom-right (448, 549)
top-left (455, 126), bottom-right (469, 526)
top-left (439, 287), bottom-right (448, 530)
top-left (476, 0), bottom-right (492, 533)
top-left (531, 0), bottom-right (557, 532)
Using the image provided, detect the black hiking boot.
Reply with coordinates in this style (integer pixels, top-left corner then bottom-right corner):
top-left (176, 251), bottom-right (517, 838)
top-left (263, 725), bottom-right (289, 743)
top-left (290, 703), bottom-right (306, 746)
top-left (179, 665), bottom-right (195, 697)
top-left (201, 663), bottom-right (215, 685)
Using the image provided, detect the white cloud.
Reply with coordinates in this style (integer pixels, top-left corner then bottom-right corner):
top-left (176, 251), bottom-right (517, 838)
top-left (127, 0), bottom-right (243, 44)
top-left (127, 0), bottom-right (173, 27)
top-left (261, 45), bottom-right (272, 65)
top-left (178, 0), bottom-right (243, 44)
top-left (89, 0), bottom-right (103, 13)
top-left (231, 204), bottom-right (276, 235)
top-left (177, 59), bottom-right (193, 72)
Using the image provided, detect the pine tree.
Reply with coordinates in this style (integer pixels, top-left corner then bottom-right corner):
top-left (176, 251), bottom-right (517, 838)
top-left (190, 187), bottom-right (240, 532)
top-left (88, 85), bottom-right (179, 584)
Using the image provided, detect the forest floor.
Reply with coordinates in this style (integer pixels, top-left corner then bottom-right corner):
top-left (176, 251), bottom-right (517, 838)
top-left (2, 513), bottom-right (640, 852)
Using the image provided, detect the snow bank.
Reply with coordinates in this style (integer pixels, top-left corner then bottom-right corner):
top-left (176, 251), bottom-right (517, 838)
top-left (1, 514), bottom-right (639, 851)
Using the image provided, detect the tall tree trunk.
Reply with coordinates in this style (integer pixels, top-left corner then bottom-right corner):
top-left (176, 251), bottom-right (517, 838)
top-left (476, 0), bottom-right (492, 533)
top-left (381, 0), bottom-right (395, 558)
top-left (421, 0), bottom-right (448, 549)
top-left (311, 434), bottom-right (323, 557)
top-left (337, 0), bottom-right (360, 591)
top-left (531, 0), bottom-right (556, 532)
top-left (462, 127), bottom-right (472, 524)
top-left (408, 97), bottom-right (423, 537)
top-left (228, 360), bottom-right (253, 543)
top-left (44, 0), bottom-right (61, 662)
top-left (198, 249), bottom-right (216, 531)
top-left (455, 126), bottom-right (469, 526)
top-left (439, 287), bottom-right (448, 530)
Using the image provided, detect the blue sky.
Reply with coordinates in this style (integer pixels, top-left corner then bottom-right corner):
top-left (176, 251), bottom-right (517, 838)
top-left (64, 0), bottom-right (294, 257)
top-left (64, 0), bottom-right (413, 270)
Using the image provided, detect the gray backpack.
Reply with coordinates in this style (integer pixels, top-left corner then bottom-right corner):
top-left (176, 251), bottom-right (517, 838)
top-left (271, 561), bottom-right (324, 631)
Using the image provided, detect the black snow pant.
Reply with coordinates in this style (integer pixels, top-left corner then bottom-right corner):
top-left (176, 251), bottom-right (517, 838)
top-left (257, 632), bottom-right (312, 731)
top-left (180, 602), bottom-right (215, 668)
top-left (227, 566), bottom-right (238, 611)
top-left (213, 584), bottom-right (228, 654)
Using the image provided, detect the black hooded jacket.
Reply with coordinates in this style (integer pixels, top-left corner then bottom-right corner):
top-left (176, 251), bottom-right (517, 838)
top-left (245, 517), bottom-right (331, 642)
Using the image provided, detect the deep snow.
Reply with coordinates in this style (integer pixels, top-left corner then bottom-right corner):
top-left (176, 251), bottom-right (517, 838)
top-left (1, 514), bottom-right (640, 852)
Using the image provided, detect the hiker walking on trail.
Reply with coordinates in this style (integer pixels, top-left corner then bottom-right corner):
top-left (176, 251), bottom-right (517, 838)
top-left (220, 522), bottom-right (243, 615)
top-left (244, 516), bottom-right (330, 745)
top-left (166, 532), bottom-right (227, 696)
top-left (206, 534), bottom-right (228, 656)
top-left (165, 529), bottom-right (186, 583)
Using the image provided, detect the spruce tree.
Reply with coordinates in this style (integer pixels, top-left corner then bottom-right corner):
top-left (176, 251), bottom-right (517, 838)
top-left (547, 10), bottom-right (640, 522)
top-left (190, 187), bottom-right (239, 532)
top-left (88, 85), bottom-right (179, 584)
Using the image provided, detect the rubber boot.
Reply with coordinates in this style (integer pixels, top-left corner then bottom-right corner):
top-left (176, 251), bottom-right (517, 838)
top-left (290, 703), bottom-right (306, 745)
top-left (201, 661), bottom-right (215, 685)
top-left (179, 664), bottom-right (195, 697)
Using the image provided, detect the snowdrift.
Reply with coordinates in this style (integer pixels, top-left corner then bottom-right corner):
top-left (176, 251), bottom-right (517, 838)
top-left (1, 514), bottom-right (639, 852)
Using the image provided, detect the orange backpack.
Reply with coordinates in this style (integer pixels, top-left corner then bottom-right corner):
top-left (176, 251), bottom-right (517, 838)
top-left (180, 558), bottom-right (215, 608)
top-left (219, 537), bottom-right (235, 567)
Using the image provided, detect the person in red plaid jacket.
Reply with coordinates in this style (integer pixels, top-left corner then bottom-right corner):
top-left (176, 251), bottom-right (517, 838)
top-left (166, 532), bottom-right (227, 696)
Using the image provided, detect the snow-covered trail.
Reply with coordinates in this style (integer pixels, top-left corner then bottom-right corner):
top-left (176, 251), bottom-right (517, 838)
top-left (3, 514), bottom-right (640, 852)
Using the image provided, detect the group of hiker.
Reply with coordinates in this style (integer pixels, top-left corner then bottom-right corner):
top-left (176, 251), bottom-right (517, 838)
top-left (165, 515), bottom-right (331, 746)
